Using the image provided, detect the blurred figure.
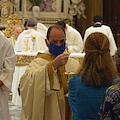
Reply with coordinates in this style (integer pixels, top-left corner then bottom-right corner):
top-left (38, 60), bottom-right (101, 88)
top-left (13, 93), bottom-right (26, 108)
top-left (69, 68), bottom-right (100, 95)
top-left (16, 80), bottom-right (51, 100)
top-left (56, 21), bottom-right (83, 53)
top-left (68, 32), bottom-right (117, 120)
top-left (9, 26), bottom-right (22, 47)
top-left (84, 15), bottom-right (117, 56)
top-left (12, 18), bottom-right (48, 106)
top-left (37, 22), bottom-right (48, 36)
top-left (97, 48), bottom-right (120, 120)
top-left (14, 18), bottom-right (48, 52)
top-left (0, 31), bottom-right (15, 120)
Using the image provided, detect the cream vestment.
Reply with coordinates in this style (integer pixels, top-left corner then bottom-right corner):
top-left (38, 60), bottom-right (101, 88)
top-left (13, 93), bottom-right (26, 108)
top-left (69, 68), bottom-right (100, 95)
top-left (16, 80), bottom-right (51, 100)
top-left (14, 29), bottom-right (48, 52)
top-left (37, 23), bottom-right (48, 37)
top-left (84, 25), bottom-right (117, 56)
top-left (0, 31), bottom-right (15, 120)
top-left (66, 24), bottom-right (83, 53)
top-left (20, 53), bottom-right (80, 120)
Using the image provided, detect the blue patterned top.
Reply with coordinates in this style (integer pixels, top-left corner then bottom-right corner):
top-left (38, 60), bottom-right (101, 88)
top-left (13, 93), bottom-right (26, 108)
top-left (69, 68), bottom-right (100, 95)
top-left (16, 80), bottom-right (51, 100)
top-left (68, 74), bottom-right (109, 120)
top-left (97, 81), bottom-right (120, 120)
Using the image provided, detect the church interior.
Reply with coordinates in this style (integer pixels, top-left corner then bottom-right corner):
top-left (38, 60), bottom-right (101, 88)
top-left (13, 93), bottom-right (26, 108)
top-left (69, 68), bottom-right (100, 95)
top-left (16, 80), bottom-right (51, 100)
top-left (0, 0), bottom-right (120, 120)
top-left (1, 0), bottom-right (120, 45)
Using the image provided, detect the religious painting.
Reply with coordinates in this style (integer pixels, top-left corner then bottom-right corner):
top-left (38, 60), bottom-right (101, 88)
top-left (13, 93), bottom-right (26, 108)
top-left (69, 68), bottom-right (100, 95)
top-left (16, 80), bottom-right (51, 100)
top-left (40, 0), bottom-right (56, 12)
top-left (26, 0), bottom-right (56, 12)
top-left (0, 3), bottom-right (10, 18)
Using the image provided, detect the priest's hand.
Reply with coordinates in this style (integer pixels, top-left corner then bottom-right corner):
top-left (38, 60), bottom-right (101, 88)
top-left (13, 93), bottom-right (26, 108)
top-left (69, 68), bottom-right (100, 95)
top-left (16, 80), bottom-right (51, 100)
top-left (52, 53), bottom-right (69, 70)
top-left (0, 80), bottom-right (3, 87)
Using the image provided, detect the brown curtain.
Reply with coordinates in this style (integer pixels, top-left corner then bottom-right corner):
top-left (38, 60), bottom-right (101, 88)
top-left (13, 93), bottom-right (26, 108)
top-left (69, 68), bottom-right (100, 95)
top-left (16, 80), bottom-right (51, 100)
top-left (78, 0), bottom-right (103, 35)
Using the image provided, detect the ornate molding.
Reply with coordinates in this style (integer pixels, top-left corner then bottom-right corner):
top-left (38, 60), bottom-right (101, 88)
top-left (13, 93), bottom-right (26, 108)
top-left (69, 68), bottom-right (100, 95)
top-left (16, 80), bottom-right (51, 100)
top-left (69, 0), bottom-right (86, 19)
top-left (40, 0), bottom-right (56, 12)
top-left (0, 3), bottom-right (10, 18)
top-left (2, 14), bottom-right (22, 38)
top-left (15, 54), bottom-right (37, 66)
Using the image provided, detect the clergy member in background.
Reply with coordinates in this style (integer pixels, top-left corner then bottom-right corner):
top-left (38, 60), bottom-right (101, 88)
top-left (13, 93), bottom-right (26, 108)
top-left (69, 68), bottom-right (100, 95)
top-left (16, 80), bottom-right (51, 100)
top-left (84, 15), bottom-right (117, 56)
top-left (0, 31), bottom-right (15, 120)
top-left (9, 26), bottom-right (23, 47)
top-left (56, 20), bottom-right (84, 53)
top-left (14, 18), bottom-right (48, 52)
top-left (12, 18), bottom-right (48, 106)
top-left (20, 25), bottom-right (80, 120)
top-left (37, 22), bottom-right (48, 37)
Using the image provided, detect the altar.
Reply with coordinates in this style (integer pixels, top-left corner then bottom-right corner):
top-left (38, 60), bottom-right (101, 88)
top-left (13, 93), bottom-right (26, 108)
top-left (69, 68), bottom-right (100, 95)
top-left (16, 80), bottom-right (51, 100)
top-left (15, 51), bottom-right (85, 66)
top-left (12, 51), bottom-right (85, 106)
top-left (12, 51), bottom-right (39, 105)
top-left (15, 51), bottom-right (38, 66)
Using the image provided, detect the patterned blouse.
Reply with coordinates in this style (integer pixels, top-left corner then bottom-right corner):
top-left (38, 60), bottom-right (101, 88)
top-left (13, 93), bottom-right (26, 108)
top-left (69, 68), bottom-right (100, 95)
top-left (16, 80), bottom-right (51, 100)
top-left (97, 82), bottom-right (120, 120)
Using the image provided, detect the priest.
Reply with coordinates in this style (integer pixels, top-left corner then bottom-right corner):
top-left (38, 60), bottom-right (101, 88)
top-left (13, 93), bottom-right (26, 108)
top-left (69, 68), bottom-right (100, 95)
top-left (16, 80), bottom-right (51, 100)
top-left (20, 25), bottom-right (81, 120)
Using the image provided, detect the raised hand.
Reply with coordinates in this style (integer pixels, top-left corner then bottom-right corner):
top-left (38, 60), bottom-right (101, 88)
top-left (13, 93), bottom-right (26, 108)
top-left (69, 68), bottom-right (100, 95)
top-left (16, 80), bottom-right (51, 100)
top-left (52, 53), bottom-right (69, 70)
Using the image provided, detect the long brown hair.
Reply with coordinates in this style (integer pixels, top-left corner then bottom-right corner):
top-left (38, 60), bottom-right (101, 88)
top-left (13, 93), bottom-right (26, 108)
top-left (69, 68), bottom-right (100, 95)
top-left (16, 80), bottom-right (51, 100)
top-left (80, 32), bottom-right (117, 87)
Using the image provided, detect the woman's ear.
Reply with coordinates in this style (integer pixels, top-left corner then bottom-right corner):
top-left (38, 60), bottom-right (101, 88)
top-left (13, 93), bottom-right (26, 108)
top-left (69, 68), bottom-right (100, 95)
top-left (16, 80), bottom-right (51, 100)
top-left (45, 39), bottom-right (49, 48)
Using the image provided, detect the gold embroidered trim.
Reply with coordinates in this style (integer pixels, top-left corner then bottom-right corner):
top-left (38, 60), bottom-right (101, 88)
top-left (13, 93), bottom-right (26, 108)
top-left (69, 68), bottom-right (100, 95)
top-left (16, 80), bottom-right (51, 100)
top-left (37, 52), bottom-right (67, 93)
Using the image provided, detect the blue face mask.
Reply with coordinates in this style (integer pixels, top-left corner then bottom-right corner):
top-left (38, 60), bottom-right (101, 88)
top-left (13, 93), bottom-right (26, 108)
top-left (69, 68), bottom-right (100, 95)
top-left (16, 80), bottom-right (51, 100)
top-left (49, 43), bottom-right (66, 56)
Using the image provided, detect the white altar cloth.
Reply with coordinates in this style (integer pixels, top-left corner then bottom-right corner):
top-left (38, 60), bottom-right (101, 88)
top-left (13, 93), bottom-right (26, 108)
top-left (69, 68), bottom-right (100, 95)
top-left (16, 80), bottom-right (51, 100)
top-left (11, 52), bottom-right (85, 105)
top-left (11, 51), bottom-right (39, 105)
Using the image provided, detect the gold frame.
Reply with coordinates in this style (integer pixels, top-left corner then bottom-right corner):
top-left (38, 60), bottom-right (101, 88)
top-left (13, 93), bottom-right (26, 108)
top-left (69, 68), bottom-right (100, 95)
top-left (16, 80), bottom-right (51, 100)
top-left (2, 14), bottom-right (22, 38)
top-left (0, 3), bottom-right (10, 18)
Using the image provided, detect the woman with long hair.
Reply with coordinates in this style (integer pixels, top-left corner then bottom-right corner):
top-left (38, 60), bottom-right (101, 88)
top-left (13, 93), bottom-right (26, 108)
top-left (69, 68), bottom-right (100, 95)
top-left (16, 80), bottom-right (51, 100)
top-left (68, 32), bottom-right (117, 120)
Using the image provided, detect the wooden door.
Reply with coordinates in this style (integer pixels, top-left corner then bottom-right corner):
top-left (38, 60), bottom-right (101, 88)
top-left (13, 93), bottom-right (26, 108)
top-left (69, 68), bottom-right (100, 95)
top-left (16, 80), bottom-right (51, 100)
top-left (103, 0), bottom-right (120, 47)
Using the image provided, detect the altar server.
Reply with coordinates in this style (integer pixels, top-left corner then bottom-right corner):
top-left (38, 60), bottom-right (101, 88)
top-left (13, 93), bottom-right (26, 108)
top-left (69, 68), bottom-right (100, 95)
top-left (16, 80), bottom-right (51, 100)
top-left (37, 22), bottom-right (48, 37)
top-left (84, 15), bottom-right (117, 56)
top-left (56, 21), bottom-right (83, 53)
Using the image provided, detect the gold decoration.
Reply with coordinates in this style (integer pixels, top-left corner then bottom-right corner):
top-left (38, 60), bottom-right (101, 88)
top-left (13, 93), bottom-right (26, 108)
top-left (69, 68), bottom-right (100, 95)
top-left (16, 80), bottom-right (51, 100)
top-left (2, 26), bottom-right (13, 38)
top-left (63, 72), bottom-right (76, 84)
top-left (24, 38), bottom-right (29, 52)
top-left (2, 14), bottom-right (22, 38)
top-left (15, 54), bottom-right (37, 66)
top-left (63, 71), bottom-right (76, 94)
top-left (64, 72), bottom-right (76, 120)
top-left (31, 35), bottom-right (36, 52)
top-left (0, 3), bottom-right (10, 18)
